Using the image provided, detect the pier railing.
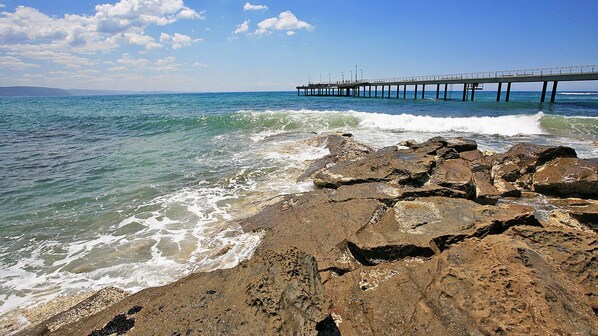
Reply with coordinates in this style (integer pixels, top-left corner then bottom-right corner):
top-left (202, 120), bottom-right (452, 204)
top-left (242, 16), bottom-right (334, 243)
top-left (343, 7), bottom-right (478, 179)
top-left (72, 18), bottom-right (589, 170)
top-left (308, 64), bottom-right (598, 85)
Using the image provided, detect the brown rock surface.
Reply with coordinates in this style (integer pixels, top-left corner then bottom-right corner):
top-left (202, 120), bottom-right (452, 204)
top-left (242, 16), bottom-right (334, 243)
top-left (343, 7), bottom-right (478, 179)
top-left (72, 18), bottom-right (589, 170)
top-left (325, 235), bottom-right (598, 336)
top-left (298, 133), bottom-right (372, 181)
top-left (533, 157), bottom-right (598, 198)
top-left (35, 248), bottom-right (334, 336)
top-left (507, 225), bottom-right (598, 311)
top-left (313, 147), bottom-right (435, 188)
top-left (347, 197), bottom-right (541, 265)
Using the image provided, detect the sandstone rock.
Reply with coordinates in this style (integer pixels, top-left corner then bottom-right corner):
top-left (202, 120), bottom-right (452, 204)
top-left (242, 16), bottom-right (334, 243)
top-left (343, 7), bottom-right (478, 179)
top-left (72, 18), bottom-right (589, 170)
top-left (241, 190), bottom-right (385, 274)
top-left (490, 143), bottom-right (577, 188)
top-left (429, 158), bottom-right (474, 196)
top-left (328, 182), bottom-right (467, 204)
top-left (546, 198), bottom-right (598, 232)
top-left (39, 248), bottom-right (334, 336)
top-left (472, 167), bottom-right (500, 205)
top-left (533, 157), bottom-right (598, 198)
top-left (507, 225), bottom-right (598, 311)
top-left (325, 235), bottom-right (598, 336)
top-left (313, 148), bottom-right (435, 188)
top-left (446, 137), bottom-right (478, 152)
top-left (347, 197), bottom-right (541, 265)
top-left (298, 133), bottom-right (372, 181)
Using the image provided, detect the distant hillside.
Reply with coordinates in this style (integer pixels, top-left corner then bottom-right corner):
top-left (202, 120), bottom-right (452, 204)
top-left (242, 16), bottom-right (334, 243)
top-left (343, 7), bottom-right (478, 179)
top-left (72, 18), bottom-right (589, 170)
top-left (0, 86), bottom-right (71, 97)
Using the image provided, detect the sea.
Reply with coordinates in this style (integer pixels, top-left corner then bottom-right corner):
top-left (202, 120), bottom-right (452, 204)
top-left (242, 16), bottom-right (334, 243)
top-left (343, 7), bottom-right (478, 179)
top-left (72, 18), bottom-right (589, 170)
top-left (0, 90), bottom-right (597, 320)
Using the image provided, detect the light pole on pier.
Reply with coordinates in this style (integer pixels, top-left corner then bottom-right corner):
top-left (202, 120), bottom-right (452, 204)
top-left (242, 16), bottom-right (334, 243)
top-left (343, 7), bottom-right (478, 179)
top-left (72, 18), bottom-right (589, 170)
top-left (355, 65), bottom-right (358, 82)
top-left (350, 71), bottom-right (353, 83)
top-left (341, 72), bottom-right (344, 83)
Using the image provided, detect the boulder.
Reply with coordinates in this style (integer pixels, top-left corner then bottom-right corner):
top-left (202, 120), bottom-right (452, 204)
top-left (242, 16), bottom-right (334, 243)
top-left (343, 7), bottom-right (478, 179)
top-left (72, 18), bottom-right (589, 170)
top-left (429, 158), bottom-right (474, 195)
top-left (325, 235), bottom-right (598, 336)
top-left (298, 133), bottom-right (372, 181)
top-left (313, 148), bottom-right (435, 188)
top-left (546, 198), bottom-right (598, 232)
top-left (347, 197), bottom-right (540, 265)
top-left (490, 143), bottom-right (577, 191)
top-left (533, 157), bottom-right (598, 198)
top-left (38, 248), bottom-right (334, 336)
top-left (241, 190), bottom-right (385, 274)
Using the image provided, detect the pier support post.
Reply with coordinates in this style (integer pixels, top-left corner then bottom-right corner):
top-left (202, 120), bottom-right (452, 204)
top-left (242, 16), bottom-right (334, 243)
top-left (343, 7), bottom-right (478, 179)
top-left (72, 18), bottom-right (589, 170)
top-left (506, 82), bottom-right (512, 102)
top-left (369, 86), bottom-right (371, 97)
top-left (403, 85), bottom-right (406, 99)
top-left (381, 85), bottom-right (385, 98)
top-left (414, 85), bottom-right (418, 99)
top-left (462, 84), bottom-right (467, 101)
top-left (540, 81), bottom-right (548, 102)
top-left (496, 83), bottom-right (502, 101)
top-left (436, 84), bottom-right (440, 99)
top-left (396, 85), bottom-right (399, 98)
top-left (550, 81), bottom-right (558, 103)
top-left (471, 84), bottom-right (476, 101)
top-left (444, 84), bottom-right (448, 100)
top-left (387, 85), bottom-right (391, 98)
top-left (422, 84), bottom-right (426, 99)
top-left (375, 86), bottom-right (378, 98)
top-left (357, 86), bottom-right (360, 97)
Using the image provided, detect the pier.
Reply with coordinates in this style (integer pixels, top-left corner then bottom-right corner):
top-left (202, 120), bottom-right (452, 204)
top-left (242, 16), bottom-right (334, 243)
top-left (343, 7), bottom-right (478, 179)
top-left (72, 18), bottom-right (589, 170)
top-left (296, 64), bottom-right (598, 102)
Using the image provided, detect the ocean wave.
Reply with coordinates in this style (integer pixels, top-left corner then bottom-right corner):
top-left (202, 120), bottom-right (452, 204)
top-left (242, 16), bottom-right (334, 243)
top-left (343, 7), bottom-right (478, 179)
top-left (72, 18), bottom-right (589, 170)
top-left (559, 92), bottom-right (598, 95)
top-left (233, 109), bottom-right (546, 136)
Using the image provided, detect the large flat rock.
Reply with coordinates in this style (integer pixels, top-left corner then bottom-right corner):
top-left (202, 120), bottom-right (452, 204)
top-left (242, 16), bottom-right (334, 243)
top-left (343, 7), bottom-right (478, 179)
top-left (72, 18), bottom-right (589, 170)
top-left (35, 248), bottom-right (334, 336)
top-left (313, 148), bottom-right (435, 188)
top-left (507, 225), bottom-right (598, 311)
top-left (325, 235), bottom-right (598, 336)
top-left (533, 157), bottom-right (598, 198)
top-left (347, 197), bottom-right (541, 265)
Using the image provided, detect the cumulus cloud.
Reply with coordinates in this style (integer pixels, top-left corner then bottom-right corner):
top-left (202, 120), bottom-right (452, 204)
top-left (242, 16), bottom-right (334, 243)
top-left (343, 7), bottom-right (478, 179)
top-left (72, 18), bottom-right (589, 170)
top-left (0, 56), bottom-right (40, 70)
top-left (159, 32), bottom-right (201, 49)
top-left (116, 53), bottom-right (179, 71)
top-left (0, 4), bottom-right (5, 8)
top-left (0, 1), bottom-right (203, 67)
top-left (255, 11), bottom-right (313, 35)
top-left (234, 20), bottom-right (250, 34)
top-left (286, 31), bottom-right (296, 36)
top-left (243, 2), bottom-right (268, 11)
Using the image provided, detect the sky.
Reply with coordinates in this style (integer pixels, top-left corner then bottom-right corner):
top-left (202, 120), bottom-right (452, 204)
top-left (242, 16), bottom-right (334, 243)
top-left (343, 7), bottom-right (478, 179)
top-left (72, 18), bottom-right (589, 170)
top-left (0, 0), bottom-right (597, 92)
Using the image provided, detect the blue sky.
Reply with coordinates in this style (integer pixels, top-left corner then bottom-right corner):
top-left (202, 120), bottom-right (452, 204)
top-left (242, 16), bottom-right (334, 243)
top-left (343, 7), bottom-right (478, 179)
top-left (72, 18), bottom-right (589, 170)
top-left (0, 0), bottom-right (597, 91)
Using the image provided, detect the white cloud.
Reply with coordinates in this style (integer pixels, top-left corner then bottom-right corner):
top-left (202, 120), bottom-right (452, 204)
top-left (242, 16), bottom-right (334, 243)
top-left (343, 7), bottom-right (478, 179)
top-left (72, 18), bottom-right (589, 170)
top-left (243, 2), bottom-right (268, 11)
top-left (193, 62), bottom-right (208, 67)
top-left (0, 4), bottom-right (5, 8)
top-left (0, 1), bottom-right (204, 67)
top-left (6, 47), bottom-right (94, 68)
top-left (0, 56), bottom-right (40, 70)
top-left (117, 53), bottom-right (149, 67)
top-left (286, 31), bottom-right (296, 36)
top-left (234, 20), bottom-right (250, 34)
top-left (171, 33), bottom-right (192, 49)
top-left (255, 11), bottom-right (313, 35)
top-left (94, 0), bottom-right (203, 33)
top-left (160, 32), bottom-right (171, 42)
top-left (124, 32), bottom-right (162, 50)
top-left (115, 53), bottom-right (179, 71)
top-left (159, 32), bottom-right (200, 49)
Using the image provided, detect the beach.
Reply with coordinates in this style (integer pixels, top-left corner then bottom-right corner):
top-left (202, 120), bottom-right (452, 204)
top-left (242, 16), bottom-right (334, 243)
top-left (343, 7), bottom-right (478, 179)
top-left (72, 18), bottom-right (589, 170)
top-left (1, 91), bottom-right (597, 334)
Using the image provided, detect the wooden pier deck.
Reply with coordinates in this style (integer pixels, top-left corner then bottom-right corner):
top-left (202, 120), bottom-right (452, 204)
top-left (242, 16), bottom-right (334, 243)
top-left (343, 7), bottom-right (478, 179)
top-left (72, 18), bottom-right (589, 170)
top-left (296, 64), bottom-right (598, 102)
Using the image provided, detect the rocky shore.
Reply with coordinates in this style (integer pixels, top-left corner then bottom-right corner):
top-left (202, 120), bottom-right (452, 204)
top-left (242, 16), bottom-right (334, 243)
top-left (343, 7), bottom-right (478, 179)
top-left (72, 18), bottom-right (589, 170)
top-left (20, 134), bottom-right (598, 335)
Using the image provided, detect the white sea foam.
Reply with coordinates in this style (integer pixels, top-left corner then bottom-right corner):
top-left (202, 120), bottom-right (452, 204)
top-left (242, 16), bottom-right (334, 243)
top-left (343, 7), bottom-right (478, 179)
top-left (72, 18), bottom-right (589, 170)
top-left (351, 111), bottom-right (546, 136)
top-left (238, 109), bottom-right (546, 136)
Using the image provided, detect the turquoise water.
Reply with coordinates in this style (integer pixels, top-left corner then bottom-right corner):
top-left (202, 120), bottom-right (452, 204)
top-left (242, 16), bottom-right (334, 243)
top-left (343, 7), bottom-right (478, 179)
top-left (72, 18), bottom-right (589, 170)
top-left (0, 91), bottom-right (597, 315)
